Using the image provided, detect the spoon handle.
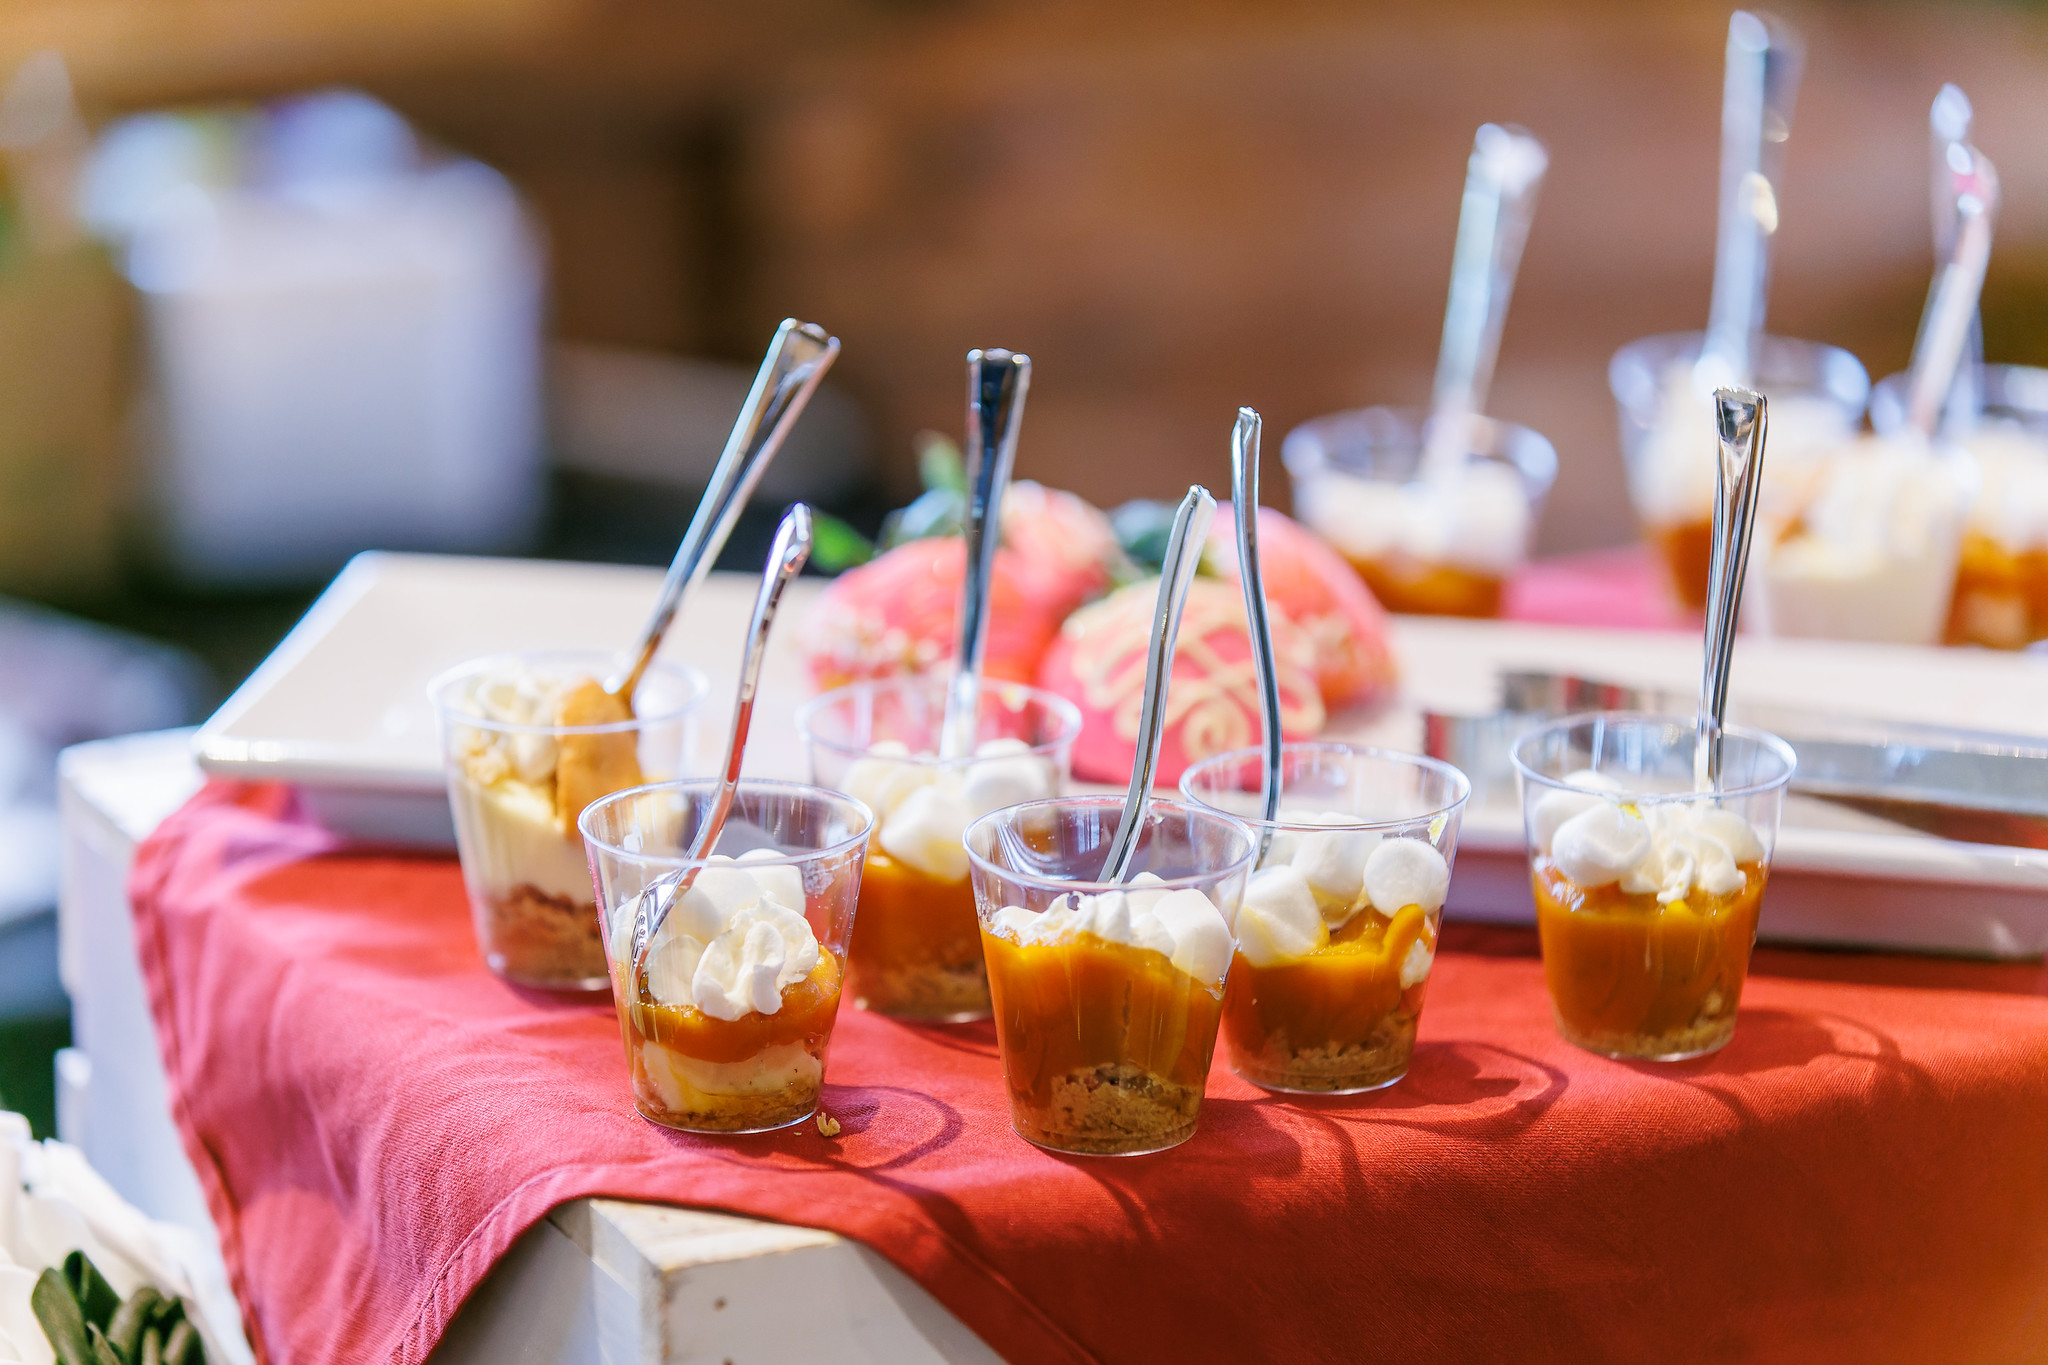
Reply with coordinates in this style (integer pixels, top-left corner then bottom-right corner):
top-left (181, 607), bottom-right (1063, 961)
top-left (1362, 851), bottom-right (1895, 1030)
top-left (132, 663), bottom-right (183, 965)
top-left (1231, 409), bottom-right (1283, 848)
top-left (1098, 484), bottom-right (1217, 883)
top-left (1424, 123), bottom-right (1548, 474)
top-left (1696, 388), bottom-right (1768, 793)
top-left (612, 319), bottom-right (839, 702)
top-left (940, 348), bottom-right (1032, 759)
top-left (633, 504), bottom-right (814, 975)
top-left (1905, 146), bottom-right (1999, 440)
top-left (1928, 85), bottom-right (1983, 436)
top-left (1698, 11), bottom-right (1802, 389)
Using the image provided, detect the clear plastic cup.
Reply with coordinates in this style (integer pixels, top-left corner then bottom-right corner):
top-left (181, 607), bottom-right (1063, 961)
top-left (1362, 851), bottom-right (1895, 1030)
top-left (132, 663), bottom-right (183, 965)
top-left (1610, 332), bottom-right (1869, 611)
top-left (579, 779), bottom-right (872, 1134)
top-left (797, 677), bottom-right (1081, 1022)
top-left (1179, 742), bottom-right (1470, 1093)
top-left (1869, 364), bottom-right (2048, 649)
top-left (432, 649), bottom-right (707, 991)
top-left (963, 797), bottom-right (1255, 1155)
top-left (1510, 713), bottom-right (1795, 1061)
top-left (1281, 405), bottom-right (1557, 617)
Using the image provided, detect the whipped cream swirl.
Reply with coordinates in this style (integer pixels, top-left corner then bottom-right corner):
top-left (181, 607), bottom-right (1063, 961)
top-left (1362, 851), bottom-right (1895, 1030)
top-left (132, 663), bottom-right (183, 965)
top-left (1533, 770), bottom-right (1765, 903)
top-left (636, 850), bottom-right (821, 1021)
top-left (1232, 807), bottom-right (1449, 985)
top-left (844, 738), bottom-right (1057, 881)
top-left (987, 873), bottom-right (1235, 987)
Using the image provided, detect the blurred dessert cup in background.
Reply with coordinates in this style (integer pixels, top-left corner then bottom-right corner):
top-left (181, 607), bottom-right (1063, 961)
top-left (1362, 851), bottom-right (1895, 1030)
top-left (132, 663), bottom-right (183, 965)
top-left (1871, 364), bottom-right (2048, 648)
top-left (1611, 332), bottom-right (1868, 611)
top-left (965, 796), bottom-right (1253, 1155)
top-left (1179, 742), bottom-right (1468, 1093)
top-left (1281, 405), bottom-right (1555, 617)
top-left (580, 779), bottom-right (870, 1133)
top-left (1747, 432), bottom-right (1971, 646)
top-left (433, 649), bottom-right (705, 990)
top-left (799, 676), bottom-right (1080, 1021)
top-left (1512, 713), bottom-right (1793, 1061)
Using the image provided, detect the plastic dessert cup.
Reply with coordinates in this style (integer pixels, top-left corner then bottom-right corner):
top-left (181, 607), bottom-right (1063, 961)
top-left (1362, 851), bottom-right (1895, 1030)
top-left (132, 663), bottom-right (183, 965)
top-left (1610, 332), bottom-right (1869, 612)
top-left (1280, 405), bottom-right (1557, 617)
top-left (1179, 742), bottom-right (1470, 1093)
top-left (1870, 364), bottom-right (2048, 648)
top-left (798, 677), bottom-right (1081, 1023)
top-left (580, 779), bottom-right (871, 1134)
top-left (964, 796), bottom-right (1254, 1156)
top-left (1510, 713), bottom-right (1794, 1061)
top-left (433, 649), bottom-right (706, 991)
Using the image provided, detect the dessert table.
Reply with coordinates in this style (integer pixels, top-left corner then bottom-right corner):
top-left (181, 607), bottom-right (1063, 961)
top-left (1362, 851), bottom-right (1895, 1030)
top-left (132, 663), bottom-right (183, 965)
top-left (57, 553), bottom-right (2048, 1365)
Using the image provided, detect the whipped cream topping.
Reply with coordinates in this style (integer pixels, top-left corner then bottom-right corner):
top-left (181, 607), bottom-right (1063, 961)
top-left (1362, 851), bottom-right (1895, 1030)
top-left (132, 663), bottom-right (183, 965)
top-left (639, 850), bottom-right (821, 1021)
top-left (1633, 370), bottom-right (1852, 525)
top-left (844, 738), bottom-right (1057, 882)
top-left (1233, 808), bottom-right (1450, 975)
top-left (1304, 462), bottom-right (1530, 573)
top-left (1963, 426), bottom-right (2048, 552)
top-left (1756, 434), bottom-right (1968, 645)
top-left (454, 665), bottom-right (576, 787)
top-left (987, 872), bottom-right (1235, 986)
top-left (1535, 770), bottom-right (1765, 903)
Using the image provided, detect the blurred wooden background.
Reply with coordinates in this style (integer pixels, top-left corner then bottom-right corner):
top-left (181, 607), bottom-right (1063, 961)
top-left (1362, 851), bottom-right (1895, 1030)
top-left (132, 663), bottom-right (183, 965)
top-left (9, 0), bottom-right (2048, 553)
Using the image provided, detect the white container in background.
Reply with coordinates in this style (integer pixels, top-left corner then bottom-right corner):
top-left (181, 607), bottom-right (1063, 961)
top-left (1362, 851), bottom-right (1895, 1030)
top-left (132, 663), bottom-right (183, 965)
top-left (97, 95), bottom-right (546, 585)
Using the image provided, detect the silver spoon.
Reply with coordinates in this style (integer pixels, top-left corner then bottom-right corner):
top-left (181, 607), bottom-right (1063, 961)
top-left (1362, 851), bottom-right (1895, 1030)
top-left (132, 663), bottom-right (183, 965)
top-left (631, 503), bottom-right (814, 981)
top-left (1928, 84), bottom-right (1983, 438)
top-left (1695, 11), bottom-right (1802, 393)
top-left (1230, 408), bottom-right (1282, 862)
top-left (1421, 123), bottom-right (1548, 478)
top-left (1904, 144), bottom-right (1999, 440)
top-left (608, 319), bottom-right (839, 708)
top-left (939, 348), bottom-right (1031, 759)
top-left (1696, 388), bottom-right (1768, 792)
top-left (1097, 484), bottom-right (1217, 883)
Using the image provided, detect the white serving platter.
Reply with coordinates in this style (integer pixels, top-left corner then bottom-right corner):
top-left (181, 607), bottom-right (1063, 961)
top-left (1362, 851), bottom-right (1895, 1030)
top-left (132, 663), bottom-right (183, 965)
top-left (192, 552), bottom-right (813, 844)
top-left (194, 552), bottom-right (2048, 956)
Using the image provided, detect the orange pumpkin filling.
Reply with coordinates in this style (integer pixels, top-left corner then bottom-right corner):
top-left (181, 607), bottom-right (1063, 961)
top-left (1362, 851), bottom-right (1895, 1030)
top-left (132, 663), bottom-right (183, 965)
top-left (1222, 904), bottom-right (1432, 1090)
top-left (1946, 532), bottom-right (2048, 649)
top-left (1645, 516), bottom-right (1714, 612)
top-left (1532, 857), bottom-right (1764, 1059)
top-left (848, 852), bottom-right (990, 1019)
top-left (981, 929), bottom-right (1222, 1154)
top-left (619, 952), bottom-right (844, 1131)
top-left (1341, 551), bottom-right (1503, 617)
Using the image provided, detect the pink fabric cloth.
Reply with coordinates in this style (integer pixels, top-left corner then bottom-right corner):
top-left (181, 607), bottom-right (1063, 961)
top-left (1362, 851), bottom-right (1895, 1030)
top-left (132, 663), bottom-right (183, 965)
top-left (131, 783), bottom-right (2048, 1365)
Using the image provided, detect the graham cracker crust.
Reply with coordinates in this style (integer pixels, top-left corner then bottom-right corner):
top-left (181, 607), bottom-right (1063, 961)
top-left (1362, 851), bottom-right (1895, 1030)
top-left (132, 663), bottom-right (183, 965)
top-left (1017, 1063), bottom-right (1204, 1155)
top-left (482, 883), bottom-right (607, 986)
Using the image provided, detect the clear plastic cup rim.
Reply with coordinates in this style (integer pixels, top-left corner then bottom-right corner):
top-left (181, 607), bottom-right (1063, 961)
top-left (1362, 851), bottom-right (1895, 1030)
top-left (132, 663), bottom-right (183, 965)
top-left (963, 795), bottom-right (1257, 897)
top-left (1178, 740), bottom-right (1472, 833)
top-left (795, 675), bottom-right (1084, 769)
top-left (1508, 711), bottom-right (1798, 803)
top-left (430, 649), bottom-right (710, 736)
top-left (1279, 403), bottom-right (1559, 498)
top-left (577, 777), bottom-right (875, 871)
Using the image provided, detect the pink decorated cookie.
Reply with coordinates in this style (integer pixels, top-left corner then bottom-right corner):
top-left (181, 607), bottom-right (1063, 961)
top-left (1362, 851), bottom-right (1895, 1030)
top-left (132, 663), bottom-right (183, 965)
top-left (1206, 505), bottom-right (1398, 709)
top-left (802, 537), bottom-right (1070, 691)
top-left (1036, 576), bottom-right (1325, 787)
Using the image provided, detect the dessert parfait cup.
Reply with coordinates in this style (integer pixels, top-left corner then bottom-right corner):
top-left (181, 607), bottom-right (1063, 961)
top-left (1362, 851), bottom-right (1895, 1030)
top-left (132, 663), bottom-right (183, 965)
top-left (579, 779), bottom-right (871, 1134)
top-left (1869, 364), bottom-right (2048, 649)
top-left (1510, 713), bottom-right (1795, 1061)
top-left (1610, 332), bottom-right (1869, 612)
top-left (797, 676), bottom-right (1081, 1022)
top-left (433, 649), bottom-right (707, 991)
top-left (1179, 742), bottom-right (1470, 1093)
top-left (1280, 405), bottom-right (1557, 618)
top-left (964, 797), bottom-right (1254, 1156)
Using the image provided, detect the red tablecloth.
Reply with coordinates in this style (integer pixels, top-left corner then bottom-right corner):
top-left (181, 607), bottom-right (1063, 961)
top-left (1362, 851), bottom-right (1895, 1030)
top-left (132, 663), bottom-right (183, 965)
top-left (131, 782), bottom-right (2048, 1365)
